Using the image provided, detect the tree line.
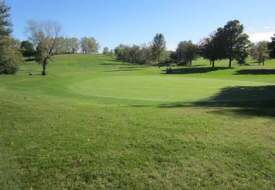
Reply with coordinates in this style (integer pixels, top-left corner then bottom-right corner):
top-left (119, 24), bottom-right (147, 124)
top-left (114, 20), bottom-right (275, 69)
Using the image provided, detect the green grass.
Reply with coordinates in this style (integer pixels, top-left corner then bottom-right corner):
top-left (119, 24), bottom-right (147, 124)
top-left (1, 54), bottom-right (275, 189)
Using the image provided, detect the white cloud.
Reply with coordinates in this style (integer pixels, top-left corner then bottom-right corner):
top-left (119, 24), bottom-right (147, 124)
top-left (249, 32), bottom-right (274, 42)
top-left (264, 26), bottom-right (271, 29)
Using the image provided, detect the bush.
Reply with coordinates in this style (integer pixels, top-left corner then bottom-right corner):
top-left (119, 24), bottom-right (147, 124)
top-left (0, 37), bottom-right (23, 74)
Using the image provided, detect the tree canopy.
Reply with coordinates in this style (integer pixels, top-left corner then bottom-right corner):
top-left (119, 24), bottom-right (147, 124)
top-left (250, 41), bottom-right (269, 65)
top-left (176, 41), bottom-right (199, 65)
top-left (20, 40), bottom-right (35, 58)
top-left (0, 1), bottom-right (23, 74)
top-left (152, 33), bottom-right (166, 63)
top-left (81, 37), bottom-right (99, 54)
top-left (217, 20), bottom-right (250, 67)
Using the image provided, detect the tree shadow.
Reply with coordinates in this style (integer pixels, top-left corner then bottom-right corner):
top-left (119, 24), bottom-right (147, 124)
top-left (25, 58), bottom-right (36, 62)
top-left (158, 85), bottom-right (275, 118)
top-left (235, 69), bottom-right (275, 75)
top-left (163, 67), bottom-right (232, 74)
top-left (103, 68), bottom-right (144, 72)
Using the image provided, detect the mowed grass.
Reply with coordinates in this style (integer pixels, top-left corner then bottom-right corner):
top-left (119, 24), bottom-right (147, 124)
top-left (1, 54), bottom-right (275, 189)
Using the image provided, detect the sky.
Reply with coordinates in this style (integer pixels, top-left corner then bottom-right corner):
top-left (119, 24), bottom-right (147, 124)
top-left (6, 0), bottom-right (275, 51)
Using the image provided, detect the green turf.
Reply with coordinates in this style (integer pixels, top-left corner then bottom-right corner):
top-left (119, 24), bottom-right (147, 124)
top-left (1, 54), bottom-right (275, 189)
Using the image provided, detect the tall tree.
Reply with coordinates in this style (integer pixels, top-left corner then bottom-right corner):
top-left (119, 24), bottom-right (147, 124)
top-left (176, 41), bottom-right (199, 65)
top-left (20, 40), bottom-right (35, 58)
top-left (199, 32), bottom-right (224, 68)
top-left (0, 0), bottom-right (11, 37)
top-left (0, 1), bottom-right (23, 74)
top-left (152, 33), bottom-right (166, 63)
top-left (250, 41), bottom-right (269, 65)
top-left (268, 34), bottom-right (275, 59)
top-left (26, 20), bottom-right (62, 75)
top-left (219, 20), bottom-right (250, 68)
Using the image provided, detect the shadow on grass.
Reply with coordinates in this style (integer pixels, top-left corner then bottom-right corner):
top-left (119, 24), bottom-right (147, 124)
top-left (103, 68), bottom-right (144, 72)
top-left (25, 58), bottom-right (36, 62)
top-left (235, 69), bottom-right (275, 75)
top-left (158, 85), bottom-right (275, 118)
top-left (164, 67), bottom-right (232, 74)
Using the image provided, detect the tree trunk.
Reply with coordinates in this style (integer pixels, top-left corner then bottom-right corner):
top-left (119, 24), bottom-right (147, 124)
top-left (229, 58), bottom-right (232, 68)
top-left (210, 60), bottom-right (212, 65)
top-left (42, 60), bottom-right (47, 75)
top-left (212, 60), bottom-right (215, 68)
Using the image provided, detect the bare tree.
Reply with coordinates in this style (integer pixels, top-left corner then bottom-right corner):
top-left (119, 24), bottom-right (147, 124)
top-left (26, 20), bottom-right (62, 75)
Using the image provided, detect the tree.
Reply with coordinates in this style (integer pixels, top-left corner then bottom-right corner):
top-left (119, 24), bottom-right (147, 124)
top-left (152, 33), bottom-right (166, 63)
top-left (61, 37), bottom-right (79, 54)
top-left (129, 45), bottom-right (140, 64)
top-left (268, 34), bottom-right (275, 59)
top-left (20, 40), bottom-right (35, 58)
top-left (218, 20), bottom-right (250, 68)
top-left (138, 44), bottom-right (153, 64)
top-left (0, 1), bottom-right (23, 74)
top-left (0, 37), bottom-right (23, 74)
top-left (26, 20), bottom-right (62, 75)
top-left (0, 0), bottom-right (11, 38)
top-left (80, 37), bottom-right (99, 54)
top-left (114, 44), bottom-right (130, 64)
top-left (199, 32), bottom-right (224, 68)
top-left (103, 47), bottom-right (109, 54)
top-left (176, 41), bottom-right (199, 65)
top-left (250, 41), bottom-right (269, 65)
top-left (70, 37), bottom-right (79, 53)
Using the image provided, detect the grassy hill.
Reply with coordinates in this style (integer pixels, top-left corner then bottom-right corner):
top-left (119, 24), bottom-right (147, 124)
top-left (1, 54), bottom-right (275, 189)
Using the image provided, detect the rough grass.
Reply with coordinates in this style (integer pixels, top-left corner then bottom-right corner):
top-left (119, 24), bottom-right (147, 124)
top-left (1, 54), bottom-right (275, 189)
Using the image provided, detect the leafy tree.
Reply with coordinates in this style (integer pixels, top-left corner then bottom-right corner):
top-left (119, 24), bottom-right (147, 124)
top-left (129, 45), bottom-right (140, 64)
top-left (114, 44), bottom-right (154, 64)
top-left (250, 41), bottom-right (269, 65)
top-left (114, 44), bottom-right (130, 64)
top-left (20, 40), bottom-right (35, 58)
top-left (169, 51), bottom-right (177, 63)
top-left (60, 37), bottom-right (79, 54)
top-left (199, 32), bottom-right (224, 68)
top-left (268, 34), bottom-right (275, 59)
top-left (70, 37), bottom-right (79, 53)
top-left (152, 33), bottom-right (166, 63)
top-left (176, 41), bottom-right (199, 65)
top-left (0, 1), bottom-right (23, 74)
top-left (81, 37), bottom-right (99, 54)
top-left (26, 20), bottom-right (62, 75)
top-left (0, 37), bottom-right (23, 74)
top-left (103, 47), bottom-right (109, 54)
top-left (218, 20), bottom-right (250, 68)
top-left (138, 44), bottom-right (153, 64)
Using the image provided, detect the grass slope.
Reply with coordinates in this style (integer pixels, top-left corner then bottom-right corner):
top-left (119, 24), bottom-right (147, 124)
top-left (1, 54), bottom-right (275, 189)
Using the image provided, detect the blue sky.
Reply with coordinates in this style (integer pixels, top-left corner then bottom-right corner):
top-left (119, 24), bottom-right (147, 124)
top-left (6, 0), bottom-right (275, 51)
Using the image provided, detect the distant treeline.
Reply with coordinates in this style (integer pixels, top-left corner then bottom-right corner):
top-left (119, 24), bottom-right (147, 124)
top-left (21, 37), bottom-right (100, 57)
top-left (113, 20), bottom-right (275, 68)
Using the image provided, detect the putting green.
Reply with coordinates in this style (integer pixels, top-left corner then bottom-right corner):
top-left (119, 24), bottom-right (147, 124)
top-left (68, 76), bottom-right (270, 102)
